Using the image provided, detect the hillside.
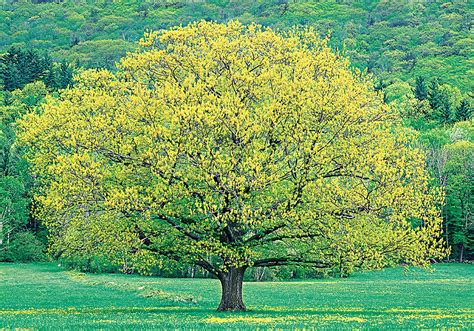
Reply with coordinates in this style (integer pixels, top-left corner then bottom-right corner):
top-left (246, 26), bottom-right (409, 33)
top-left (1, 0), bottom-right (472, 91)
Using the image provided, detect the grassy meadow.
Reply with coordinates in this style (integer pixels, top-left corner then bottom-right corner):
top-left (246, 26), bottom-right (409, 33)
top-left (0, 263), bottom-right (472, 329)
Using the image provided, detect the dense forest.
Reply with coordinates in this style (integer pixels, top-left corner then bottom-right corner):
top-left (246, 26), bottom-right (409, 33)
top-left (0, 0), bottom-right (472, 279)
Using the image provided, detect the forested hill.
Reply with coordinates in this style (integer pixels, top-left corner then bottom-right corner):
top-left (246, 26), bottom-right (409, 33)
top-left (1, 0), bottom-right (472, 92)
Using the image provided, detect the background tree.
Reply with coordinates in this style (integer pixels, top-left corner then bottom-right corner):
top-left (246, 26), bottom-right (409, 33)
top-left (0, 48), bottom-right (50, 91)
top-left (425, 79), bottom-right (465, 124)
top-left (414, 76), bottom-right (428, 101)
top-left (444, 139), bottom-right (473, 262)
top-left (20, 22), bottom-right (447, 311)
top-left (0, 47), bottom-right (75, 262)
top-left (0, 81), bottom-right (47, 261)
top-left (419, 122), bottom-right (473, 262)
top-left (455, 99), bottom-right (472, 122)
top-left (0, 47), bottom-right (75, 92)
top-left (427, 79), bottom-right (445, 120)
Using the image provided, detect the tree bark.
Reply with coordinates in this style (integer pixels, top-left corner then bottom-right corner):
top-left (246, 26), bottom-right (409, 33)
top-left (217, 266), bottom-right (247, 311)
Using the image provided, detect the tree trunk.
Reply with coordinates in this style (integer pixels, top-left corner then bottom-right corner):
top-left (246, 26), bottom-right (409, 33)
top-left (459, 243), bottom-right (464, 263)
top-left (217, 266), bottom-right (247, 311)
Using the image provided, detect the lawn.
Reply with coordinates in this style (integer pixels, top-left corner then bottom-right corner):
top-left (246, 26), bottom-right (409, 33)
top-left (0, 263), bottom-right (473, 329)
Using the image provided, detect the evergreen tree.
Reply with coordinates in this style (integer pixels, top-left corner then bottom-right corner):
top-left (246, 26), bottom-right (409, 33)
top-left (0, 47), bottom-right (51, 91)
top-left (0, 48), bottom-right (22, 91)
top-left (56, 60), bottom-right (74, 89)
top-left (0, 47), bottom-right (73, 92)
top-left (428, 79), bottom-right (442, 111)
top-left (414, 76), bottom-right (428, 101)
top-left (455, 99), bottom-right (472, 121)
top-left (439, 95), bottom-right (452, 124)
top-left (428, 79), bottom-right (452, 123)
top-left (44, 63), bottom-right (57, 90)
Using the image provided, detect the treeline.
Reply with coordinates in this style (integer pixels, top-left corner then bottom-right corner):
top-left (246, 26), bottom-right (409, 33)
top-left (405, 79), bottom-right (473, 262)
top-left (0, 48), bottom-right (74, 262)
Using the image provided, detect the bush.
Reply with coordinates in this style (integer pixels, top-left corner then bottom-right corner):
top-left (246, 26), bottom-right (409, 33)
top-left (0, 232), bottom-right (46, 262)
top-left (58, 255), bottom-right (121, 274)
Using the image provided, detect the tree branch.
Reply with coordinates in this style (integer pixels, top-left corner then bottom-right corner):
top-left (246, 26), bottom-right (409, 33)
top-left (244, 224), bottom-right (286, 243)
top-left (195, 260), bottom-right (220, 277)
top-left (154, 214), bottom-right (201, 241)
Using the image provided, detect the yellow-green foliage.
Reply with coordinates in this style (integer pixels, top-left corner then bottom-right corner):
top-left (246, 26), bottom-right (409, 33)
top-left (19, 21), bottom-right (446, 274)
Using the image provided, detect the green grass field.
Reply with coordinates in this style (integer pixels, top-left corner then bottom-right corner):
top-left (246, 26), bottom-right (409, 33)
top-left (0, 263), bottom-right (473, 329)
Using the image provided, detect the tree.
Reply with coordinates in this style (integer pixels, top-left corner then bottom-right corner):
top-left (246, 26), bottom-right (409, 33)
top-left (428, 79), bottom-right (443, 113)
top-left (0, 47), bottom-right (50, 91)
top-left (439, 96), bottom-right (453, 124)
top-left (19, 21), bottom-right (446, 311)
top-left (0, 47), bottom-right (73, 92)
top-left (419, 122), bottom-right (474, 262)
top-left (414, 76), bottom-right (428, 101)
top-left (455, 99), bottom-right (472, 122)
top-left (373, 78), bottom-right (391, 103)
top-left (0, 82), bottom-right (47, 262)
top-left (427, 79), bottom-right (455, 124)
top-left (44, 60), bottom-right (75, 91)
top-left (56, 60), bottom-right (74, 89)
top-left (444, 140), bottom-right (473, 262)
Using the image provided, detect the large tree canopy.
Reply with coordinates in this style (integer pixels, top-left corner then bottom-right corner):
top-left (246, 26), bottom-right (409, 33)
top-left (19, 21), bottom-right (446, 311)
